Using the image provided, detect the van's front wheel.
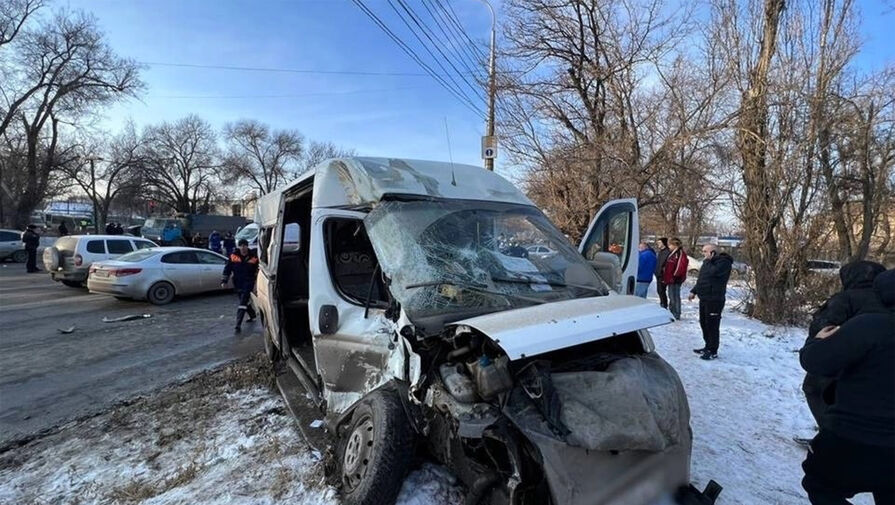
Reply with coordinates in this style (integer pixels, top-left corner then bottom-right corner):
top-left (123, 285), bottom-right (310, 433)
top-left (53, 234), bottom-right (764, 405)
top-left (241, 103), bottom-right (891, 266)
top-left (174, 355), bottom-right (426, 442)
top-left (338, 389), bottom-right (414, 505)
top-left (263, 325), bottom-right (280, 363)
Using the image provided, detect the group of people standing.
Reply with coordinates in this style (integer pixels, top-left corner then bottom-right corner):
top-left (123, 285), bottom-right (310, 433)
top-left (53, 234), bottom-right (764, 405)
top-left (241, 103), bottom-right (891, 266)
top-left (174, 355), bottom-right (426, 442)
top-left (636, 237), bottom-right (733, 360)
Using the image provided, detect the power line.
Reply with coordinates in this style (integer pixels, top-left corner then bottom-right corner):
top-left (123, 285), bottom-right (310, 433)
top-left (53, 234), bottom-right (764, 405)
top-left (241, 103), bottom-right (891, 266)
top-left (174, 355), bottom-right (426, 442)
top-left (350, 0), bottom-right (485, 118)
top-left (389, 0), bottom-right (485, 104)
top-left (421, 0), bottom-right (486, 77)
top-left (139, 61), bottom-right (431, 77)
top-left (435, 0), bottom-right (488, 61)
top-left (150, 86), bottom-right (426, 99)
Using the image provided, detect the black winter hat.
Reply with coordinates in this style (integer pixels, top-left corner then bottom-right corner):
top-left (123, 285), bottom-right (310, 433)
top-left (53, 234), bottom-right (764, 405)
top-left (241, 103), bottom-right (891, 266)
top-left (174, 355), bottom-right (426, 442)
top-left (237, 239), bottom-right (249, 246)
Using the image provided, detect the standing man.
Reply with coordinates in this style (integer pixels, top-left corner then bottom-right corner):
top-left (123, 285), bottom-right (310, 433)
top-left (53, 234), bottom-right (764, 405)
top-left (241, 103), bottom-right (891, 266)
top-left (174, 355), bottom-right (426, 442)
top-left (58, 221), bottom-right (68, 237)
top-left (661, 238), bottom-right (689, 320)
top-left (221, 238), bottom-right (259, 333)
top-left (635, 241), bottom-right (657, 298)
top-left (208, 230), bottom-right (222, 255)
top-left (799, 269), bottom-right (894, 505)
top-left (21, 224), bottom-right (40, 273)
top-left (654, 237), bottom-right (670, 308)
top-left (803, 261), bottom-right (886, 427)
top-left (688, 244), bottom-right (732, 360)
top-left (222, 231), bottom-right (236, 256)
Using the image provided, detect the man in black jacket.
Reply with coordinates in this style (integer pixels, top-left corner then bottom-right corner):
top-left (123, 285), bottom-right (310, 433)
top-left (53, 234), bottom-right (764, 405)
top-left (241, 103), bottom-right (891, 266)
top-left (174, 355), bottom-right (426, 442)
top-left (688, 244), bottom-right (732, 360)
top-left (803, 260), bottom-right (886, 425)
top-left (800, 269), bottom-right (894, 505)
top-left (221, 239), bottom-right (259, 332)
top-left (21, 224), bottom-right (40, 273)
top-left (654, 237), bottom-right (670, 308)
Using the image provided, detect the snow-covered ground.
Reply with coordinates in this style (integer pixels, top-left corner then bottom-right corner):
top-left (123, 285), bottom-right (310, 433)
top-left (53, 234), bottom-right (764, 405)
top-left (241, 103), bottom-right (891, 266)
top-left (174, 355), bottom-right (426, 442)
top-left (0, 282), bottom-right (873, 505)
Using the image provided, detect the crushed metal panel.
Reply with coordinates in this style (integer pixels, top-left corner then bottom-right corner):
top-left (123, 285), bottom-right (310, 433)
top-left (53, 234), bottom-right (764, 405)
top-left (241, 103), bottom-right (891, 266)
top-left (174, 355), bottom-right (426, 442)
top-left (453, 296), bottom-right (675, 360)
top-left (311, 157), bottom-right (533, 209)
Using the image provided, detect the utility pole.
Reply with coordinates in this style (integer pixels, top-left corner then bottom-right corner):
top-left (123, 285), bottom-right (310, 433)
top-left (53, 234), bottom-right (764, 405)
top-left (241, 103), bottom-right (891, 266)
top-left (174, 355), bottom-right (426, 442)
top-left (479, 0), bottom-right (497, 171)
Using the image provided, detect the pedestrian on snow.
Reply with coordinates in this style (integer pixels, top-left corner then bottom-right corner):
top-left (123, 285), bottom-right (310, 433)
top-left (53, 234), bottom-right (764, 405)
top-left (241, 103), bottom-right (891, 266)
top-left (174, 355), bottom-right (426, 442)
top-left (58, 221), bottom-right (68, 237)
top-left (21, 224), bottom-right (40, 273)
top-left (803, 260), bottom-right (886, 426)
top-left (799, 269), bottom-right (895, 505)
top-left (208, 230), bottom-right (222, 255)
top-left (688, 244), bottom-right (732, 360)
top-left (654, 237), bottom-right (670, 308)
top-left (221, 238), bottom-right (259, 332)
top-left (223, 231), bottom-right (236, 256)
top-left (635, 241), bottom-right (657, 298)
top-left (661, 238), bottom-right (689, 320)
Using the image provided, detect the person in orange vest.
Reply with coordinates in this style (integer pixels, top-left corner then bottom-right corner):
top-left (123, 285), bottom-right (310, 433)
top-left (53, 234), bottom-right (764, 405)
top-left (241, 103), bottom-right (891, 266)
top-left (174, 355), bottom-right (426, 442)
top-left (221, 239), bottom-right (259, 332)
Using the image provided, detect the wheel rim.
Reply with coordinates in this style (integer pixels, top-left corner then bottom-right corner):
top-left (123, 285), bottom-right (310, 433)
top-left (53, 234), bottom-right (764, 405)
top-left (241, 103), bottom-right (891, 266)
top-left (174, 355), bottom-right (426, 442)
top-left (342, 416), bottom-right (374, 491)
top-left (153, 285), bottom-right (171, 301)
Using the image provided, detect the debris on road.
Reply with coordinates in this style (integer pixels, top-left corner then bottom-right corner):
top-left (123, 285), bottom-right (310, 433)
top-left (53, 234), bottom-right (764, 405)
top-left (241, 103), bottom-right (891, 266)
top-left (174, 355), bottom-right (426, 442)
top-left (57, 326), bottom-right (75, 334)
top-left (102, 314), bottom-right (151, 323)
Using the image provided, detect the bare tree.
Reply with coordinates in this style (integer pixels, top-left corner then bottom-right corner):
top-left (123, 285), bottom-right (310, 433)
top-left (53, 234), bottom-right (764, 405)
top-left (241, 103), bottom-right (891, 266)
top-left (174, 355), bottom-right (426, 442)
top-left (222, 119), bottom-right (304, 195)
top-left (300, 140), bottom-right (355, 175)
top-left (61, 124), bottom-right (143, 232)
top-left (0, 9), bottom-right (142, 227)
top-left (0, 0), bottom-right (43, 48)
top-left (139, 115), bottom-right (221, 215)
top-left (499, 0), bottom-right (730, 240)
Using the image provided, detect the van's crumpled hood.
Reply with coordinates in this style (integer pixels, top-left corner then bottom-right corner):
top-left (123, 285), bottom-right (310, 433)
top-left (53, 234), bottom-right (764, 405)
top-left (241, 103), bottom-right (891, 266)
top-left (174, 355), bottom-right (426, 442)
top-left (451, 295), bottom-right (674, 360)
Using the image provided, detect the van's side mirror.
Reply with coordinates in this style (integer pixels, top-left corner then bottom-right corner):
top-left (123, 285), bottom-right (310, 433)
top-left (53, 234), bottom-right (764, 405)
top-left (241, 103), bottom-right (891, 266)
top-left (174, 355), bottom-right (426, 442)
top-left (319, 305), bottom-right (339, 334)
top-left (281, 222), bottom-right (301, 253)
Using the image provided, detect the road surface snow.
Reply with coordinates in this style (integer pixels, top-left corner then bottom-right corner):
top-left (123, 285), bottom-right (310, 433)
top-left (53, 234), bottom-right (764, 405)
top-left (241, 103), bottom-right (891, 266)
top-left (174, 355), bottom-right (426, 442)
top-left (0, 282), bottom-right (873, 505)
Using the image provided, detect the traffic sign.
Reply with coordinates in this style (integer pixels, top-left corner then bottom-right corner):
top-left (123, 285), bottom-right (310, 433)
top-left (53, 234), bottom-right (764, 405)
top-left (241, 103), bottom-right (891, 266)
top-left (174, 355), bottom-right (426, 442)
top-left (482, 135), bottom-right (497, 159)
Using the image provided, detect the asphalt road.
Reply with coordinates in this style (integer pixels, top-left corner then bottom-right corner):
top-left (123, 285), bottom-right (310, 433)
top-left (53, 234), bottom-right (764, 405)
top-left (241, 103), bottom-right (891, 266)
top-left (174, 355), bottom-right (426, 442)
top-left (0, 263), bottom-right (262, 447)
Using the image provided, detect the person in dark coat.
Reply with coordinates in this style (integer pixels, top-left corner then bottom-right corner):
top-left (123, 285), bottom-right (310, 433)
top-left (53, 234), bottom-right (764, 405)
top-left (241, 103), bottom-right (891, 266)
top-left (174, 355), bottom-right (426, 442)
top-left (688, 244), bottom-right (732, 360)
top-left (105, 222), bottom-right (115, 234)
top-left (208, 230), bottom-right (222, 255)
top-left (661, 238), bottom-right (689, 320)
top-left (221, 239), bottom-right (259, 332)
top-left (21, 224), bottom-right (40, 273)
top-left (222, 231), bottom-right (236, 256)
top-left (803, 260), bottom-right (887, 426)
top-left (58, 221), bottom-right (68, 237)
top-left (654, 237), bottom-right (670, 308)
top-left (799, 269), bottom-right (895, 505)
top-left (635, 241), bottom-right (657, 298)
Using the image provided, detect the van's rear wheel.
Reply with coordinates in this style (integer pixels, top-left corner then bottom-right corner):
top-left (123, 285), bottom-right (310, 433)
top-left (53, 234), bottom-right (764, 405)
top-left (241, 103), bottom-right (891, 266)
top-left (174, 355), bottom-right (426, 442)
top-left (337, 389), bottom-right (414, 505)
top-left (147, 281), bottom-right (175, 305)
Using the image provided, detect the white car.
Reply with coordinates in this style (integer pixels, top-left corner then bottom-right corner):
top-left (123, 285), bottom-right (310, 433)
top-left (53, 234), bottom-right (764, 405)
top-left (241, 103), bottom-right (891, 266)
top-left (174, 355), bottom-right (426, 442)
top-left (43, 235), bottom-right (157, 287)
top-left (807, 259), bottom-right (841, 276)
top-left (88, 247), bottom-right (231, 304)
top-left (687, 255), bottom-right (703, 276)
top-left (0, 229), bottom-right (29, 263)
top-left (525, 244), bottom-right (557, 258)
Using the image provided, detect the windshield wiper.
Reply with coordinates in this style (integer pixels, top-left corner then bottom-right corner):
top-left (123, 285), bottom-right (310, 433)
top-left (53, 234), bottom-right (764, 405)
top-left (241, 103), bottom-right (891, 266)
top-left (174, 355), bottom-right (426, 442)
top-left (491, 275), bottom-right (605, 294)
top-left (404, 280), bottom-right (546, 304)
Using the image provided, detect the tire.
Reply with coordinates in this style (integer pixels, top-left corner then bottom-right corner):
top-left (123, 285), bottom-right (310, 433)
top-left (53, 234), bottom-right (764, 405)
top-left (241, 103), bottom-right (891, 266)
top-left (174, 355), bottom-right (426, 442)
top-left (12, 250), bottom-right (28, 263)
top-left (147, 281), bottom-right (175, 305)
top-left (61, 280), bottom-right (83, 288)
top-left (337, 389), bottom-right (415, 505)
top-left (43, 246), bottom-right (60, 270)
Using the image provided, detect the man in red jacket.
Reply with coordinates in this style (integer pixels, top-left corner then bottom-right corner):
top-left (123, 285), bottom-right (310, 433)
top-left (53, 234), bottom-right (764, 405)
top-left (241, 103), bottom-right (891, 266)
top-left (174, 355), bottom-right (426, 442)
top-left (661, 237), bottom-right (689, 320)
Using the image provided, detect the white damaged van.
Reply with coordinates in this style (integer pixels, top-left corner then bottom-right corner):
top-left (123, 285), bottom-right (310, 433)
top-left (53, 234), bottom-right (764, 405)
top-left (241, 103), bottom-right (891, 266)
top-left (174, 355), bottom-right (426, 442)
top-left (251, 157), bottom-right (720, 505)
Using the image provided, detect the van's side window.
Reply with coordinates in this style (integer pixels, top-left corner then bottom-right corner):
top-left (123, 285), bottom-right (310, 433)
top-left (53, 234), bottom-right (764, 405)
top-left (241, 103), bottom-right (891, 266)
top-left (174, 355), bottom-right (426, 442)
top-left (324, 218), bottom-right (388, 306)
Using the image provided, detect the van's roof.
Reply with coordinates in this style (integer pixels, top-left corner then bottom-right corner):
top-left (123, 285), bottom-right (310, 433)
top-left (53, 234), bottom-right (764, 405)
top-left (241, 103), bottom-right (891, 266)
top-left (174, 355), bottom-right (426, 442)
top-left (255, 157), bottom-right (532, 226)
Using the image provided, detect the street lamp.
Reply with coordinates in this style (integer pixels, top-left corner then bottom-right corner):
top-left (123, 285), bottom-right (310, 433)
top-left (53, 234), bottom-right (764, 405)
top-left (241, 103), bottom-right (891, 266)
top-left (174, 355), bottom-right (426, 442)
top-left (477, 0), bottom-right (497, 171)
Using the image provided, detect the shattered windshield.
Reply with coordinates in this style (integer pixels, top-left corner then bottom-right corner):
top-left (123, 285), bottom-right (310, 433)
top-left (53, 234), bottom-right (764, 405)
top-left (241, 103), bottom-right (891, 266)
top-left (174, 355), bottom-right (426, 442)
top-left (365, 198), bottom-right (608, 317)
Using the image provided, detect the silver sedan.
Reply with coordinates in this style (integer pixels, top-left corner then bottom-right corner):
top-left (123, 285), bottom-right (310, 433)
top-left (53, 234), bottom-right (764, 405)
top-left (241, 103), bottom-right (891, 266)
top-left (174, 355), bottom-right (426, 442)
top-left (87, 247), bottom-right (231, 304)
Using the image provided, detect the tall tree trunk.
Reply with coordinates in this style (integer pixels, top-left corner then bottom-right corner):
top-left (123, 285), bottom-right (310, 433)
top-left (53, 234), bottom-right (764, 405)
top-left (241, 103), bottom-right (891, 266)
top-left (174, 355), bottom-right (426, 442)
top-left (738, 0), bottom-right (787, 322)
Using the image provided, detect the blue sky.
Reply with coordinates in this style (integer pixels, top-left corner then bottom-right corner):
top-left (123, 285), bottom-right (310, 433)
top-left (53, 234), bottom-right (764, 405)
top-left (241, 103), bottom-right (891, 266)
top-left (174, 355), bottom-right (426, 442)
top-left (60, 0), bottom-right (893, 178)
